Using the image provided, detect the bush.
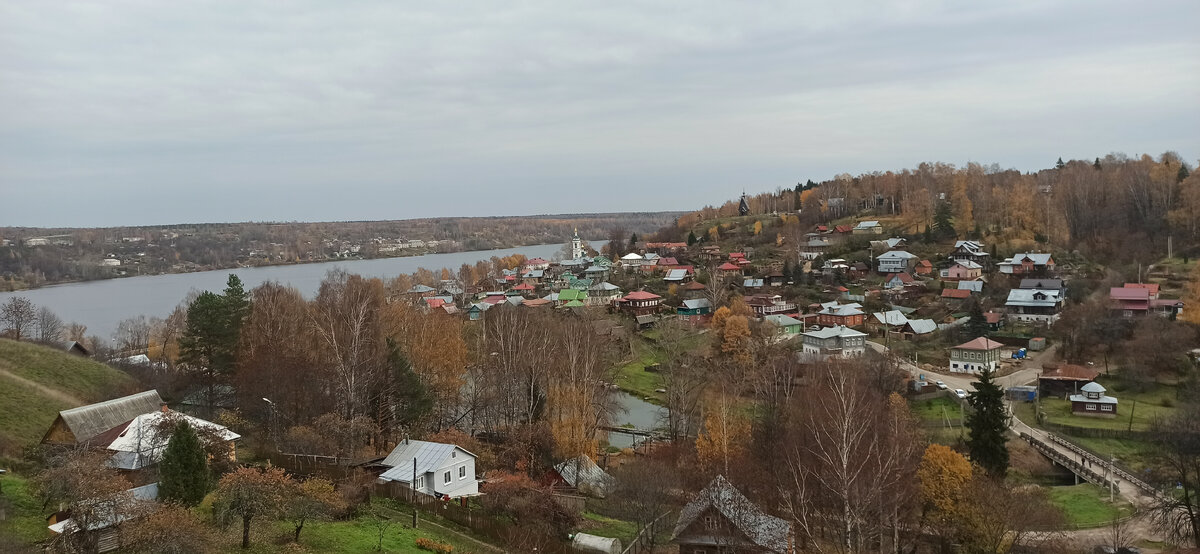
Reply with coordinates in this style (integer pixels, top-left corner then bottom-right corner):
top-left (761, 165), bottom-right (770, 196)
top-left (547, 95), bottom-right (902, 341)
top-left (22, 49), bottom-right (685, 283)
top-left (415, 537), bottom-right (454, 553)
top-left (1161, 397), bottom-right (1175, 408)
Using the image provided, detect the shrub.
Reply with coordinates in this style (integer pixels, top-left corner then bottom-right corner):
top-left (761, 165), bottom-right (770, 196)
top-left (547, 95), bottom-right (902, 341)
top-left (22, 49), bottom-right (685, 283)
top-left (1161, 397), bottom-right (1175, 408)
top-left (415, 537), bottom-right (454, 553)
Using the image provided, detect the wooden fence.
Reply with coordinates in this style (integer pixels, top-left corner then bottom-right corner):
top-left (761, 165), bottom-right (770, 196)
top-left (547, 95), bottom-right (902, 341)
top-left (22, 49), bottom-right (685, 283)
top-left (621, 511), bottom-right (674, 554)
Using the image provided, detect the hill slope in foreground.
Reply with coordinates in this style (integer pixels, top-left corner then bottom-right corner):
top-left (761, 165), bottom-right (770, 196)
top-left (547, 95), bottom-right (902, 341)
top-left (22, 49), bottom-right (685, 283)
top-left (0, 338), bottom-right (138, 457)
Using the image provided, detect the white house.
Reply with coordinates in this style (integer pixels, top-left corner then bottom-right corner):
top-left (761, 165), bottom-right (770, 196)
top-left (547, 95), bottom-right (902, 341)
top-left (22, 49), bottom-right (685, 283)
top-left (1005, 288), bottom-right (1064, 323)
top-left (620, 252), bottom-right (645, 268)
top-left (876, 250), bottom-right (917, 273)
top-left (377, 439), bottom-right (478, 499)
top-left (800, 325), bottom-right (867, 359)
top-left (852, 221), bottom-right (883, 235)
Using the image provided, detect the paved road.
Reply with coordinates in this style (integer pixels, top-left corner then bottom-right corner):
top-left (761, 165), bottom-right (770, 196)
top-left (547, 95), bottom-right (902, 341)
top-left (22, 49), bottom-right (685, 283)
top-left (872, 340), bottom-right (1156, 509)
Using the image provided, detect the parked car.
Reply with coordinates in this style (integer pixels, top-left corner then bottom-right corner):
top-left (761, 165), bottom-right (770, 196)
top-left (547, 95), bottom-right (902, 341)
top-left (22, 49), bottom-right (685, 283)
top-left (935, 380), bottom-right (947, 390)
top-left (954, 389), bottom-right (968, 399)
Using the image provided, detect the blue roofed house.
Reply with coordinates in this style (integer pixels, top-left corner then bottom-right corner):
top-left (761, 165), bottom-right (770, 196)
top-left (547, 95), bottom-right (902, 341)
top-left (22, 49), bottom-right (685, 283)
top-left (376, 439), bottom-right (478, 499)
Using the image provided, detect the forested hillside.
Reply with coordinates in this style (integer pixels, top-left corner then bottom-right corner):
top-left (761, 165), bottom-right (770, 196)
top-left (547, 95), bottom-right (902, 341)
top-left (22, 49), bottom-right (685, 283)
top-left (673, 153), bottom-right (1196, 268)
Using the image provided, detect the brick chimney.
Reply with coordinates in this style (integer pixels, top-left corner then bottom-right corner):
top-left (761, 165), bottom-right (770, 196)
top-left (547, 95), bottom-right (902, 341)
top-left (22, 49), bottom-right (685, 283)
top-left (160, 402), bottom-right (169, 414)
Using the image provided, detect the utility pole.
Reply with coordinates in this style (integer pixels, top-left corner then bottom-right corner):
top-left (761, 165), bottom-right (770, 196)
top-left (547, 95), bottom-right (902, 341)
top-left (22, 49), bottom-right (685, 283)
top-left (412, 457), bottom-right (418, 528)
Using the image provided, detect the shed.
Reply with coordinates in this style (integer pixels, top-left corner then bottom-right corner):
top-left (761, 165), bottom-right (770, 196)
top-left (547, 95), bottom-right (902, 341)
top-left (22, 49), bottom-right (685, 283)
top-left (43, 390), bottom-right (165, 445)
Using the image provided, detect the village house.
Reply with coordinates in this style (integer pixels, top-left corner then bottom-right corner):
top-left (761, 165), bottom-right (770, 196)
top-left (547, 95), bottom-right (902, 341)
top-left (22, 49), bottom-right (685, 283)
top-left (799, 237), bottom-right (831, 261)
top-left (870, 237), bottom-right (907, 251)
top-left (1071, 382), bottom-right (1118, 418)
top-left (375, 439), bottom-right (479, 499)
top-left (553, 455), bottom-right (615, 498)
top-left (958, 280), bottom-right (984, 294)
top-left (746, 294), bottom-right (795, 316)
top-left (941, 288), bottom-right (972, 300)
top-left (664, 268), bottom-right (692, 283)
top-left (848, 262), bottom-right (870, 280)
top-left (682, 280), bottom-right (707, 299)
top-left (1111, 283), bottom-right (1183, 319)
top-left (743, 278), bottom-right (765, 290)
top-left (948, 337), bottom-right (1003, 374)
top-left (950, 240), bottom-right (990, 266)
top-left (556, 288), bottom-right (587, 307)
top-left (672, 475), bottom-right (792, 554)
top-left (763, 314), bottom-right (803, 339)
top-left (523, 257), bottom-right (551, 271)
top-left (998, 252), bottom-right (1055, 275)
top-left (852, 220), bottom-right (883, 235)
top-left (1019, 278), bottom-right (1064, 293)
top-left (584, 264), bottom-right (610, 282)
top-left (884, 272), bottom-right (914, 289)
top-left (717, 261), bottom-right (743, 275)
top-left (876, 250), bottom-right (917, 274)
top-left (587, 281), bottom-right (622, 306)
top-left (1005, 288), bottom-right (1064, 323)
top-left (1038, 363), bottom-right (1101, 398)
top-left (677, 298), bottom-right (713, 326)
top-left (617, 290), bottom-right (662, 316)
top-left (941, 260), bottom-right (982, 281)
top-left (801, 325), bottom-right (868, 358)
top-left (870, 310), bottom-right (909, 333)
top-left (765, 269), bottom-right (786, 287)
top-left (816, 301), bottom-right (864, 327)
top-left (620, 252), bottom-right (645, 268)
top-left (915, 259), bottom-right (934, 276)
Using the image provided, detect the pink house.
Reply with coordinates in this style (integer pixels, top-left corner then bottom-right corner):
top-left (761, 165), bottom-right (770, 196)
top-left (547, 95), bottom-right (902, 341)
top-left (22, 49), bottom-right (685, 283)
top-left (942, 261), bottom-right (982, 281)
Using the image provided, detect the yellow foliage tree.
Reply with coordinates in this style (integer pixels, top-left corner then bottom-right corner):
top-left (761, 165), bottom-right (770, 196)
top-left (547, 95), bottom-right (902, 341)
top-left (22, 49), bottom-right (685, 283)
top-left (917, 444), bottom-right (973, 519)
top-left (720, 315), bottom-right (752, 367)
top-left (708, 226), bottom-right (720, 241)
top-left (753, 221), bottom-right (763, 235)
top-left (695, 393), bottom-right (750, 474)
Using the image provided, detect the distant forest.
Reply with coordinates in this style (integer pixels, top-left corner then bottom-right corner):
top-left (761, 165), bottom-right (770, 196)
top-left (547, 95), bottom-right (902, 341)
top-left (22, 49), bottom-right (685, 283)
top-left (669, 152), bottom-right (1196, 269)
top-left (0, 212), bottom-right (680, 290)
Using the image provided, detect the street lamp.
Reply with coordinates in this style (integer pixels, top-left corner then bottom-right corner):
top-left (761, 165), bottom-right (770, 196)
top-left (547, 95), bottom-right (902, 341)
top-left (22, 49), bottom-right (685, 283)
top-left (262, 398), bottom-right (276, 444)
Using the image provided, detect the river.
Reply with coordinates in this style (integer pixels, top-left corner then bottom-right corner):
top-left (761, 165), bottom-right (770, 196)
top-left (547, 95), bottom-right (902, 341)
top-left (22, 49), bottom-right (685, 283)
top-left (607, 391), bottom-right (665, 449)
top-left (0, 243), bottom-right (563, 339)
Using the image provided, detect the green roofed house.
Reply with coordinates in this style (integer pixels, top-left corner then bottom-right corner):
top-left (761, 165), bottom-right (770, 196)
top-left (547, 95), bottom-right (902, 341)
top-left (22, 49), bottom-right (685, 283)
top-left (764, 314), bottom-right (803, 338)
top-left (563, 299), bottom-right (586, 308)
top-left (557, 288), bottom-right (588, 307)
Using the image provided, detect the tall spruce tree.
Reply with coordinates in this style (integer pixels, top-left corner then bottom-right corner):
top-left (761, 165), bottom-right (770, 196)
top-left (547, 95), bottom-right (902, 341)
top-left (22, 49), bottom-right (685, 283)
top-left (1180, 164), bottom-right (1191, 183)
top-left (1094, 157), bottom-right (1102, 170)
top-left (387, 339), bottom-right (432, 430)
top-left (160, 421), bottom-right (209, 505)
top-left (933, 201), bottom-right (956, 239)
top-left (966, 367), bottom-right (1009, 477)
top-left (687, 231), bottom-right (698, 246)
top-left (180, 274), bottom-right (250, 417)
top-left (1055, 157), bottom-right (1065, 169)
top-left (966, 299), bottom-right (989, 339)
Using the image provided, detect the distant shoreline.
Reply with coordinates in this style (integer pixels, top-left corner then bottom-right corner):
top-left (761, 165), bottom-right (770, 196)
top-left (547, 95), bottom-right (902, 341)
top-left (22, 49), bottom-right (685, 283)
top-left (1, 243), bottom-right (560, 293)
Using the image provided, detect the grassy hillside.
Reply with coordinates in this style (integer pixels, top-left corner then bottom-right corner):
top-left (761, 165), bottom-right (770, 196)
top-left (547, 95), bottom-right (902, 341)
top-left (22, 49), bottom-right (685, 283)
top-left (0, 338), bottom-right (138, 456)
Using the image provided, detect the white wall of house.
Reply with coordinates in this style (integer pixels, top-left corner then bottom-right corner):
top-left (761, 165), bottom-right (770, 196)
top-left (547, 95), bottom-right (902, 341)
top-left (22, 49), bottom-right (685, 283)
top-left (432, 450), bottom-right (478, 498)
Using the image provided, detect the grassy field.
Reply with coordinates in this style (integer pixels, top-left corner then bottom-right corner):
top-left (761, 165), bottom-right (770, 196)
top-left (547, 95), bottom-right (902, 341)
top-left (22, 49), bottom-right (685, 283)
top-left (1044, 483), bottom-right (1134, 528)
top-left (0, 472), bottom-right (49, 549)
top-left (0, 338), bottom-right (138, 456)
top-left (612, 330), bottom-right (705, 405)
top-left (581, 511), bottom-right (638, 540)
top-left (909, 396), bottom-right (965, 423)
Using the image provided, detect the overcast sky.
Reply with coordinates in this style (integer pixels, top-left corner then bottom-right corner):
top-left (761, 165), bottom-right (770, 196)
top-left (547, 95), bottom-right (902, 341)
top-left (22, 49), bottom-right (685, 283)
top-left (1, 1), bottom-right (1197, 228)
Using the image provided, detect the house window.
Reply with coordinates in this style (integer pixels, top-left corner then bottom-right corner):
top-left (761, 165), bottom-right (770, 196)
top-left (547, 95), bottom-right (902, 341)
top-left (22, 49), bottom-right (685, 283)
top-left (1101, 404), bottom-right (1113, 412)
top-left (451, 452), bottom-right (456, 458)
top-left (415, 477), bottom-right (423, 489)
top-left (1086, 404), bottom-right (1096, 411)
top-left (459, 466), bottom-right (466, 479)
top-left (952, 363), bottom-right (958, 369)
top-left (704, 516), bottom-right (717, 530)
top-left (444, 471), bottom-right (451, 484)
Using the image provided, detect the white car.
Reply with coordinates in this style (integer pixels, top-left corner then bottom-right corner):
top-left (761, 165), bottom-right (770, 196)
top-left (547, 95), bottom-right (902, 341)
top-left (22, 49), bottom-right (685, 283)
top-left (954, 388), bottom-right (968, 399)
top-left (935, 380), bottom-right (947, 390)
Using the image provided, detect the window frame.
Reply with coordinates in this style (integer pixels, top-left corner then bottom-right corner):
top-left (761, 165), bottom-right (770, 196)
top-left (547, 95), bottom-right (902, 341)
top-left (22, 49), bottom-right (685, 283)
top-left (444, 471), bottom-right (451, 484)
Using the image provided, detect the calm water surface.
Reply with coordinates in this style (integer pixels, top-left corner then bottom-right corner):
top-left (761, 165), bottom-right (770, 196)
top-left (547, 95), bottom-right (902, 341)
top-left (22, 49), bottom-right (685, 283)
top-left (0, 243), bottom-right (562, 339)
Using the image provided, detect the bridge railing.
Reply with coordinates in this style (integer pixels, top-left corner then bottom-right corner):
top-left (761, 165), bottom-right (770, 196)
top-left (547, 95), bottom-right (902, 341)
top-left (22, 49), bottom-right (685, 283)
top-left (1019, 432), bottom-right (1120, 492)
top-left (1043, 432), bottom-right (1162, 499)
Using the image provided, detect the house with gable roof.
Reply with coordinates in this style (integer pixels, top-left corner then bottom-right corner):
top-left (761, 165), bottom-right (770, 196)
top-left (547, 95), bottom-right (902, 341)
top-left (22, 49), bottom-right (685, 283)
top-left (998, 252), bottom-right (1055, 275)
top-left (672, 475), bottom-right (792, 554)
top-left (948, 337), bottom-right (1004, 374)
top-left (1006, 288), bottom-right (1064, 323)
top-left (876, 250), bottom-right (917, 274)
top-left (816, 301), bottom-right (864, 327)
top-left (1071, 382), bottom-right (1118, 418)
top-left (852, 220), bottom-right (883, 235)
top-left (801, 325), bottom-right (867, 358)
top-left (950, 240), bottom-right (989, 266)
top-left (376, 439), bottom-right (478, 499)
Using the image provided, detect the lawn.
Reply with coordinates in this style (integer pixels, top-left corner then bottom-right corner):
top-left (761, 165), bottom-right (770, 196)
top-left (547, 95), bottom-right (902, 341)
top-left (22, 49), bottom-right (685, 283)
top-left (908, 396), bottom-right (965, 424)
top-left (581, 511), bottom-right (638, 540)
top-left (0, 472), bottom-right (50, 549)
top-left (1044, 483), bottom-right (1133, 528)
top-left (612, 330), bottom-right (705, 405)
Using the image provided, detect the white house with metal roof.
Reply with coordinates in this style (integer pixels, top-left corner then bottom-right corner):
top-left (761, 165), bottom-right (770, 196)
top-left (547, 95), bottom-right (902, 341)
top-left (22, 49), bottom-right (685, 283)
top-left (376, 439), bottom-right (478, 499)
top-left (800, 325), bottom-right (867, 358)
top-left (876, 250), bottom-right (917, 273)
top-left (1005, 288), bottom-right (1064, 323)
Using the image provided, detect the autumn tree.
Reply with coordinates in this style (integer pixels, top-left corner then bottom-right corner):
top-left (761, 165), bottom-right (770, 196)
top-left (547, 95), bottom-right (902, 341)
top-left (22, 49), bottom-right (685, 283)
top-left (213, 465), bottom-right (293, 549)
top-left (286, 477), bottom-right (345, 542)
top-left (917, 444), bottom-right (972, 541)
top-left (33, 448), bottom-right (146, 553)
top-left (123, 502), bottom-right (216, 554)
top-left (1149, 400), bottom-right (1200, 546)
top-left (965, 368), bottom-right (1008, 477)
top-left (236, 282), bottom-right (327, 425)
top-left (695, 392), bottom-right (750, 476)
top-left (309, 270), bottom-right (387, 419)
top-left (0, 296), bottom-right (36, 340)
top-left (159, 421), bottom-right (209, 506)
top-left (609, 457), bottom-right (679, 550)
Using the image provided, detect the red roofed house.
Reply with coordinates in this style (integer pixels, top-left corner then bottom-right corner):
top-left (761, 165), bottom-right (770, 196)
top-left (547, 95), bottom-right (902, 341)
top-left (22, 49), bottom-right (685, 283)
top-left (948, 337), bottom-right (1004, 374)
top-left (618, 290), bottom-right (662, 316)
top-left (682, 280), bottom-right (707, 298)
top-left (1124, 282), bottom-right (1160, 299)
top-left (884, 273), bottom-right (913, 289)
top-left (1110, 286), bottom-right (1150, 317)
top-left (834, 224), bottom-right (854, 234)
top-left (941, 288), bottom-right (972, 300)
top-left (512, 282), bottom-right (535, 296)
top-left (524, 258), bottom-right (550, 271)
top-left (717, 262), bottom-right (742, 274)
top-left (915, 259), bottom-right (934, 276)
